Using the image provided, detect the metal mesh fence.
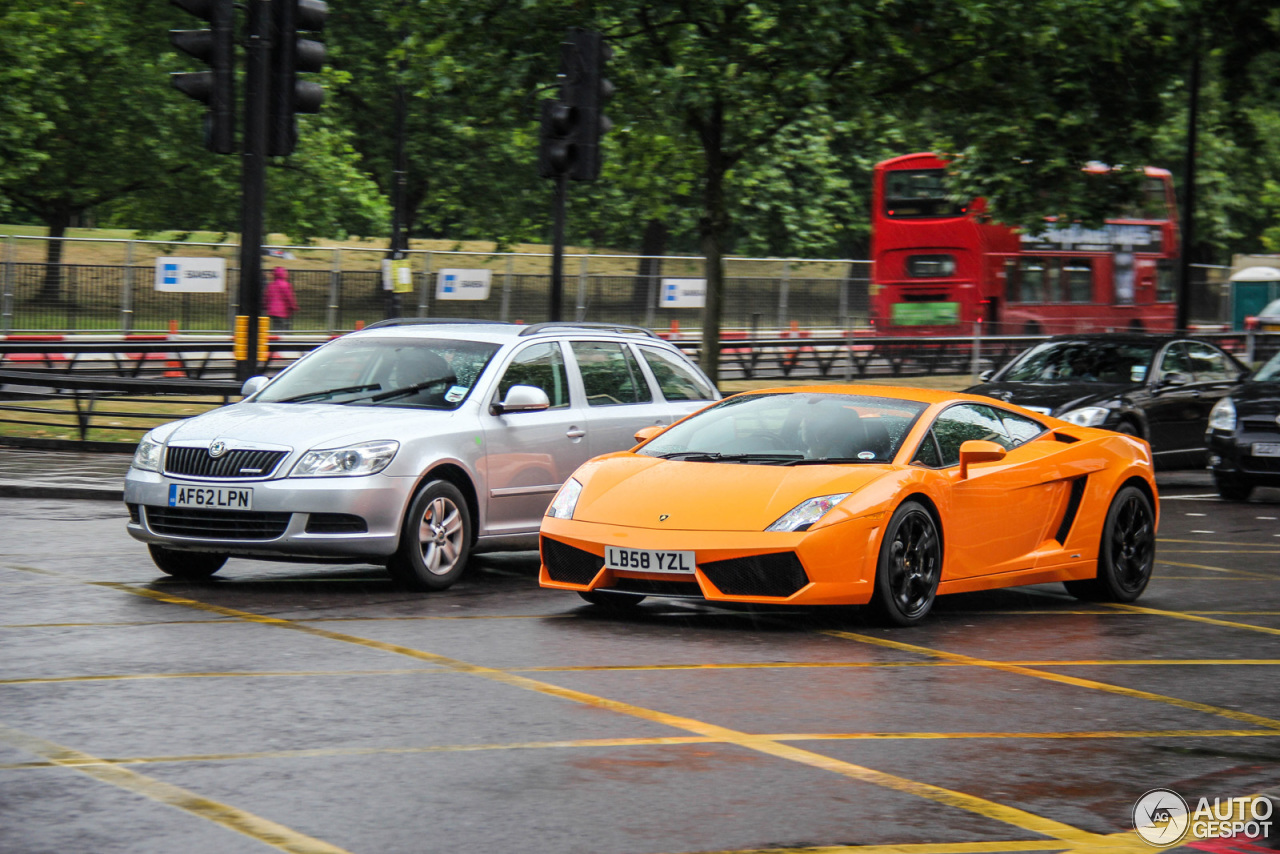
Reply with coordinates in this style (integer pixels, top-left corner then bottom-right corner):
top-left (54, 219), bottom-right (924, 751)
top-left (0, 234), bottom-right (1231, 336)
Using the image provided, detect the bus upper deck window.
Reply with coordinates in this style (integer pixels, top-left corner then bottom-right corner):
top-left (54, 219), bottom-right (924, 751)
top-left (907, 255), bottom-right (956, 277)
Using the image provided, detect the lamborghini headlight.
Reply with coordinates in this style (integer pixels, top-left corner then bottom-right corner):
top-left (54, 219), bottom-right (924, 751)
top-left (1059, 406), bottom-right (1110, 428)
top-left (546, 478), bottom-right (583, 519)
top-left (766, 493), bottom-right (851, 532)
top-left (290, 440), bottom-right (398, 477)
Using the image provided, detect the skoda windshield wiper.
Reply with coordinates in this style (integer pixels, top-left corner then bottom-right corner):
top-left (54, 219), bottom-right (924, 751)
top-left (658, 451), bottom-right (803, 464)
top-left (279, 384), bottom-right (381, 403)
top-left (358, 376), bottom-right (453, 403)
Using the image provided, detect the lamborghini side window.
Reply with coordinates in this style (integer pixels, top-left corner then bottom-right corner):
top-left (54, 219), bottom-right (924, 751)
top-left (932, 404), bottom-right (1013, 467)
top-left (912, 430), bottom-right (942, 467)
top-left (998, 409), bottom-right (1046, 445)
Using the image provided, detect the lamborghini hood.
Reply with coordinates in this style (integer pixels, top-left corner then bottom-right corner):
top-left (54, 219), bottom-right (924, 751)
top-left (571, 454), bottom-right (895, 531)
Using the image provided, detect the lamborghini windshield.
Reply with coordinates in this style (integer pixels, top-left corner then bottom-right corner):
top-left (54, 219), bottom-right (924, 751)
top-left (638, 392), bottom-right (927, 464)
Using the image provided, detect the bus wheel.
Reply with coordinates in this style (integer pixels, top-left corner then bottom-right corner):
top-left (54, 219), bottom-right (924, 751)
top-left (1023, 322), bottom-right (1042, 336)
top-left (1128, 320), bottom-right (1144, 331)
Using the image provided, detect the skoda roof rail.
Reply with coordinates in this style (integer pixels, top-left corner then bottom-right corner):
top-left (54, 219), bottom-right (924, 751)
top-left (517, 322), bottom-right (658, 338)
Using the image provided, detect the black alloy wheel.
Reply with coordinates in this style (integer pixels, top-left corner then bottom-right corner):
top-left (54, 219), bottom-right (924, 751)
top-left (1065, 485), bottom-right (1155, 602)
top-left (870, 500), bottom-right (941, 627)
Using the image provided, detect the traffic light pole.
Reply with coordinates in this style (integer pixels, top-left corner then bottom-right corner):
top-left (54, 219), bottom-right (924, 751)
top-left (237, 0), bottom-right (270, 382)
top-left (549, 173), bottom-right (566, 322)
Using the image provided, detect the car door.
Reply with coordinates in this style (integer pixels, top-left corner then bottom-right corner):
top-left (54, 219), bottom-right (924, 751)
top-left (1184, 340), bottom-right (1241, 432)
top-left (924, 403), bottom-right (1060, 578)
top-left (1145, 341), bottom-right (1204, 461)
top-left (479, 340), bottom-right (595, 537)
top-left (566, 339), bottom-right (669, 457)
top-left (634, 343), bottom-right (720, 423)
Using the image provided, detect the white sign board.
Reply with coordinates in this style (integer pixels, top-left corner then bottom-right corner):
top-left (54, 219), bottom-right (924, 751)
top-left (660, 278), bottom-right (706, 309)
top-left (155, 257), bottom-right (226, 293)
top-left (436, 268), bottom-right (492, 301)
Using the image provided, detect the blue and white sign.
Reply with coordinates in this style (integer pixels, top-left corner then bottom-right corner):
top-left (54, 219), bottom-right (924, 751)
top-left (154, 257), bottom-right (226, 293)
top-left (436, 268), bottom-right (492, 301)
top-left (660, 278), bottom-right (706, 309)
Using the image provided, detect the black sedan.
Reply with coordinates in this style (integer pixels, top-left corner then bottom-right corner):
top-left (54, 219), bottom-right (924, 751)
top-left (1206, 349), bottom-right (1280, 500)
top-left (966, 334), bottom-right (1248, 469)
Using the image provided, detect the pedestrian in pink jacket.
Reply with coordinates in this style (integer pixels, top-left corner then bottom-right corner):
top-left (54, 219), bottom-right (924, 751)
top-left (264, 267), bottom-right (299, 330)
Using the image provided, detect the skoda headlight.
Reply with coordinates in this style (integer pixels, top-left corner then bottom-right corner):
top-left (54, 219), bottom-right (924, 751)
top-left (1208, 397), bottom-right (1237, 432)
top-left (132, 431), bottom-right (163, 472)
top-left (1059, 406), bottom-right (1110, 428)
top-left (766, 493), bottom-right (851, 532)
top-left (290, 440), bottom-right (398, 477)
top-left (546, 478), bottom-right (583, 519)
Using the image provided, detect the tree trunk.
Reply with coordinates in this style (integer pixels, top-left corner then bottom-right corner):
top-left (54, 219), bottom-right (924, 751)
top-left (634, 218), bottom-right (667, 323)
top-left (39, 210), bottom-right (72, 303)
top-left (697, 100), bottom-right (727, 387)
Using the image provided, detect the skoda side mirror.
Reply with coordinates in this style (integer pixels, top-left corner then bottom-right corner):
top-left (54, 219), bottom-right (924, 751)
top-left (241, 375), bottom-right (269, 398)
top-left (490, 384), bottom-right (551, 415)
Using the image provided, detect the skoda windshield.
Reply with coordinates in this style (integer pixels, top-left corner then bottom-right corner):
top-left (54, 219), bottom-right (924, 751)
top-left (254, 337), bottom-right (500, 409)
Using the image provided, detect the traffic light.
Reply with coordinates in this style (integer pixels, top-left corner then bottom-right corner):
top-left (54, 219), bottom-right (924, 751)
top-left (269, 0), bottom-right (328, 157)
top-left (566, 29), bottom-right (613, 182)
top-left (537, 98), bottom-right (577, 178)
top-left (169, 0), bottom-right (235, 154)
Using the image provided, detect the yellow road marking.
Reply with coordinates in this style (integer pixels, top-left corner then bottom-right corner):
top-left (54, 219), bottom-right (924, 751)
top-left (90, 582), bottom-right (1095, 845)
top-left (4, 658), bottom-right (1278, 686)
top-left (1155, 560), bottom-right (1275, 579)
top-left (824, 631), bottom-right (1280, 732)
top-left (1105, 602), bottom-right (1280, 637)
top-left (0, 723), bottom-right (353, 854)
top-left (1, 728), bottom-right (1271, 772)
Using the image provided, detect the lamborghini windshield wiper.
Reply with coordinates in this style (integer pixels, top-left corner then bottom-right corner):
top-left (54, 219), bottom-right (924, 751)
top-left (658, 451), bottom-right (803, 464)
top-left (782, 457), bottom-right (883, 465)
top-left (279, 384), bottom-right (380, 403)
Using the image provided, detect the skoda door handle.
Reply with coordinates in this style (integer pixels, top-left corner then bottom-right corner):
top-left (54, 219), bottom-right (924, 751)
top-left (566, 428), bottom-right (586, 439)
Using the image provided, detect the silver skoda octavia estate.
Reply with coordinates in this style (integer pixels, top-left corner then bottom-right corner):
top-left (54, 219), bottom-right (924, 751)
top-left (124, 320), bottom-right (719, 589)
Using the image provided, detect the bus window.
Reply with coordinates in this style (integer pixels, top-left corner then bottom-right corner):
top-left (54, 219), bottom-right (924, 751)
top-left (1114, 252), bottom-right (1135, 305)
top-left (1019, 258), bottom-right (1046, 302)
top-left (907, 254), bottom-right (956, 277)
top-left (1064, 262), bottom-right (1093, 303)
top-left (884, 169), bottom-right (965, 218)
top-left (1156, 260), bottom-right (1175, 302)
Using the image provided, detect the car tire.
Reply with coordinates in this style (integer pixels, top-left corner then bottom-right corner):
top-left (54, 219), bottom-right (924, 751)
top-left (577, 590), bottom-right (645, 608)
top-left (1064, 485), bottom-right (1155, 602)
top-left (388, 479), bottom-right (472, 591)
top-left (1214, 476), bottom-right (1254, 502)
top-left (148, 544), bottom-right (227, 579)
top-left (1115, 419), bottom-right (1141, 437)
top-left (868, 500), bottom-right (941, 627)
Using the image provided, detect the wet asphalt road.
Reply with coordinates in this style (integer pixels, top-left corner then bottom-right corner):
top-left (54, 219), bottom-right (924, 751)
top-left (1, 475), bottom-right (1279, 854)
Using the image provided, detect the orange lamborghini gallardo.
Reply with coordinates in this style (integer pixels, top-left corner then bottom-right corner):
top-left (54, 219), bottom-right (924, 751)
top-left (538, 386), bottom-right (1158, 626)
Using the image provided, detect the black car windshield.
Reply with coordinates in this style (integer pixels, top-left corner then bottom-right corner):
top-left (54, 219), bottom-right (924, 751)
top-left (255, 337), bottom-right (500, 409)
top-left (638, 392), bottom-right (927, 464)
top-left (1000, 340), bottom-right (1157, 384)
top-left (1253, 351), bottom-right (1280, 382)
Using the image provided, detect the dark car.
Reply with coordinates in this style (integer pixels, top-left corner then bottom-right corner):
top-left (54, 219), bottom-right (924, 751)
top-left (966, 334), bottom-right (1248, 469)
top-left (1206, 349), bottom-right (1280, 500)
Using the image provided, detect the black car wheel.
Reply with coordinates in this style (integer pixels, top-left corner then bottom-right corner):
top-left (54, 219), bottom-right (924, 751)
top-left (1214, 476), bottom-right (1255, 502)
top-left (1065, 485), bottom-right (1155, 602)
top-left (388, 479), bottom-right (471, 590)
top-left (148, 544), bottom-right (227, 579)
top-left (578, 590), bottom-right (646, 608)
top-left (869, 500), bottom-right (941, 627)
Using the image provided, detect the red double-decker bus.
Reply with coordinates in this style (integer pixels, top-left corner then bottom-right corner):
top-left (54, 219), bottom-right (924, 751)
top-left (869, 152), bottom-right (1179, 335)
